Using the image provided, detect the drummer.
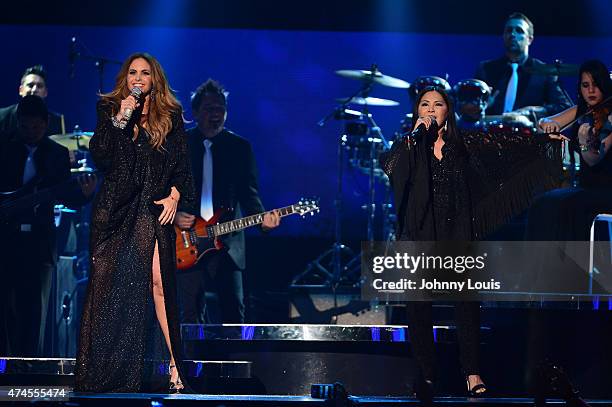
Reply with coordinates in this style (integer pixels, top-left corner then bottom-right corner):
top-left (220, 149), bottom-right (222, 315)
top-left (475, 12), bottom-right (571, 121)
top-left (0, 65), bottom-right (66, 140)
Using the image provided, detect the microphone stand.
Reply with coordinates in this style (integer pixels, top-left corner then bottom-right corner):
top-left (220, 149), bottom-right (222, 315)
top-left (68, 36), bottom-right (122, 92)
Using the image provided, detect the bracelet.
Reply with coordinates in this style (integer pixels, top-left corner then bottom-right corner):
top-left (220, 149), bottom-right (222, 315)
top-left (111, 115), bottom-right (127, 129)
top-left (580, 144), bottom-right (589, 152)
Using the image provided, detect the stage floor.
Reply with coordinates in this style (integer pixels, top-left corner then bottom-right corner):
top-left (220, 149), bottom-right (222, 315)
top-left (8, 392), bottom-right (612, 406)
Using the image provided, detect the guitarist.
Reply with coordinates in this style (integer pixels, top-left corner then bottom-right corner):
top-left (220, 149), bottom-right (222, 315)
top-left (0, 95), bottom-right (96, 357)
top-left (174, 79), bottom-right (280, 324)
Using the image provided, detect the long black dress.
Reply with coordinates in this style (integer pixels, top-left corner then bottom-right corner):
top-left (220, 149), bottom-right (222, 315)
top-left (381, 127), bottom-right (561, 381)
top-left (75, 101), bottom-right (196, 392)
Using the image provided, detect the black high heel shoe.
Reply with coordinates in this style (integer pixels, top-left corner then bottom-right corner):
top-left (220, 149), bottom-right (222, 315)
top-left (466, 375), bottom-right (487, 397)
top-left (169, 364), bottom-right (184, 394)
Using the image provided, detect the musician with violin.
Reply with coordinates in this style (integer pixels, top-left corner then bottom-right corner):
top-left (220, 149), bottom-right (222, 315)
top-left (528, 59), bottom-right (612, 240)
top-left (174, 79), bottom-right (280, 324)
top-left (0, 95), bottom-right (96, 357)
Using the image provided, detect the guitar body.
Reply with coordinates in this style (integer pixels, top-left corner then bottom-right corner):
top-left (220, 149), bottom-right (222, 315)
top-left (175, 209), bottom-right (226, 271)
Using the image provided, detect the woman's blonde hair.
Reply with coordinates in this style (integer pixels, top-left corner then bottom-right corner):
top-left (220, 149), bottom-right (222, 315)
top-left (101, 52), bottom-right (181, 149)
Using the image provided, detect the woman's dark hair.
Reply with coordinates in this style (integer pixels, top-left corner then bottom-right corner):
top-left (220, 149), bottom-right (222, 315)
top-left (411, 86), bottom-right (459, 144)
top-left (576, 59), bottom-right (612, 115)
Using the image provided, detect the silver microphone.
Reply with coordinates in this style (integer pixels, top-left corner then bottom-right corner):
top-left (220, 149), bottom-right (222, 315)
top-left (123, 87), bottom-right (143, 121)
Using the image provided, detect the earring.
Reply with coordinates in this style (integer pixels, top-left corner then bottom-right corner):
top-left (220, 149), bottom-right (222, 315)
top-left (150, 85), bottom-right (156, 101)
top-left (443, 121), bottom-right (448, 131)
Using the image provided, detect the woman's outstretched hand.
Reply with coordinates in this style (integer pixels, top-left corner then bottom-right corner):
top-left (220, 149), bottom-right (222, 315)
top-left (154, 187), bottom-right (180, 225)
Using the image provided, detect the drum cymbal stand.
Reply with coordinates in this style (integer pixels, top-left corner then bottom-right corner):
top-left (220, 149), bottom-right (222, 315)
top-left (292, 81), bottom-right (377, 290)
top-left (360, 109), bottom-right (390, 243)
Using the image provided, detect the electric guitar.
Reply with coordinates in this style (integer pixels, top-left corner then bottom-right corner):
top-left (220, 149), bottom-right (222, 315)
top-left (175, 198), bottom-right (319, 271)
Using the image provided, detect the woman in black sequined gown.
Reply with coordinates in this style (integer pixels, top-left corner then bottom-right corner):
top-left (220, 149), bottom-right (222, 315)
top-left (381, 87), bottom-right (562, 398)
top-left (75, 53), bottom-right (196, 393)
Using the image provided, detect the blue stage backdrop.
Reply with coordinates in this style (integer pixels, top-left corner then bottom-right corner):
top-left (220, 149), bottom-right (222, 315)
top-left (0, 25), bottom-right (610, 238)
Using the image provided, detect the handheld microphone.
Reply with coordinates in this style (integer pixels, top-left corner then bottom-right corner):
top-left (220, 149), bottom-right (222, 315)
top-left (123, 87), bottom-right (143, 121)
top-left (409, 116), bottom-right (438, 143)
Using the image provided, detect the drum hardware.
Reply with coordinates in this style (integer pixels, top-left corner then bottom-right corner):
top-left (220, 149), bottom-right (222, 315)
top-left (526, 59), bottom-right (576, 120)
top-left (297, 66), bottom-right (403, 293)
top-left (50, 125), bottom-right (93, 151)
top-left (69, 36), bottom-right (122, 93)
top-left (524, 61), bottom-right (579, 77)
top-left (336, 96), bottom-right (399, 107)
top-left (484, 113), bottom-right (534, 128)
top-left (71, 159), bottom-right (94, 173)
top-left (335, 67), bottom-right (410, 89)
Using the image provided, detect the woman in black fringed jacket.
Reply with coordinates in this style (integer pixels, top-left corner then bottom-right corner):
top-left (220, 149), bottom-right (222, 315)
top-left (381, 86), bottom-right (563, 400)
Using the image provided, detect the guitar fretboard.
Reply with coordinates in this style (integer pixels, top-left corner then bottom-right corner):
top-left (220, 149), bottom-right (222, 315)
top-left (211, 205), bottom-right (297, 237)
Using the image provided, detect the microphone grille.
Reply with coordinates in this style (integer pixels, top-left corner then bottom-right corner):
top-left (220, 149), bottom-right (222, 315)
top-left (131, 87), bottom-right (143, 97)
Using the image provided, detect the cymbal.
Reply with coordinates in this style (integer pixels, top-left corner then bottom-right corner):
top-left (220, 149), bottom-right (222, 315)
top-left (524, 63), bottom-right (579, 76)
top-left (336, 96), bottom-right (399, 106)
top-left (50, 132), bottom-right (93, 151)
top-left (70, 166), bottom-right (94, 173)
top-left (336, 69), bottom-right (410, 89)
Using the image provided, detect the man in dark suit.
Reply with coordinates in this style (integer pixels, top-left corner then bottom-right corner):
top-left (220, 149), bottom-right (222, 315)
top-left (475, 12), bottom-right (571, 120)
top-left (0, 96), bottom-right (95, 356)
top-left (174, 79), bottom-right (280, 324)
top-left (0, 65), bottom-right (66, 140)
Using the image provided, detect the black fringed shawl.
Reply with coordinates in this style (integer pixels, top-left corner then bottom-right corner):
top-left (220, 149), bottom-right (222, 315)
top-left (381, 128), bottom-right (562, 241)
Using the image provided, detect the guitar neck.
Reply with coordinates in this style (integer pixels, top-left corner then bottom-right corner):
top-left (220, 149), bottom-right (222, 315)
top-left (211, 205), bottom-right (297, 237)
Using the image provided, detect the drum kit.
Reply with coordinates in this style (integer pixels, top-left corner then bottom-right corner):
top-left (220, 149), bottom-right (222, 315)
top-left (296, 61), bottom-right (579, 289)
